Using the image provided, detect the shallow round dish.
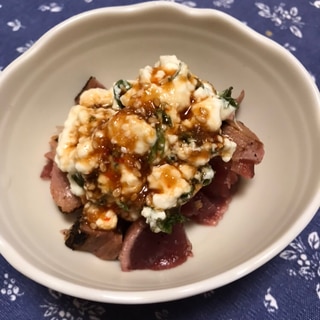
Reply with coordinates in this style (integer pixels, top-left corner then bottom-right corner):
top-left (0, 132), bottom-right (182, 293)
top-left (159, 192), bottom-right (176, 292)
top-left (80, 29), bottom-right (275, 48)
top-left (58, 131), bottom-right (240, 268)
top-left (0, 1), bottom-right (319, 304)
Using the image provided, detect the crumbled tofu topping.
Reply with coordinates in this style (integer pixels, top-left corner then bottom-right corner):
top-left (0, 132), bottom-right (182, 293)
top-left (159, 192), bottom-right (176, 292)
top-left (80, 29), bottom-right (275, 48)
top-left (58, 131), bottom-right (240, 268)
top-left (55, 55), bottom-right (238, 232)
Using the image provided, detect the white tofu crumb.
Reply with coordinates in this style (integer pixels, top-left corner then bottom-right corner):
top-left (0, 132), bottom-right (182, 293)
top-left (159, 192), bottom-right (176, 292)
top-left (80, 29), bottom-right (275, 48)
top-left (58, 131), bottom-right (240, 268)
top-left (148, 164), bottom-right (192, 210)
top-left (108, 113), bottom-right (157, 155)
top-left (95, 209), bottom-right (118, 230)
top-left (79, 88), bottom-right (113, 107)
top-left (141, 206), bottom-right (166, 233)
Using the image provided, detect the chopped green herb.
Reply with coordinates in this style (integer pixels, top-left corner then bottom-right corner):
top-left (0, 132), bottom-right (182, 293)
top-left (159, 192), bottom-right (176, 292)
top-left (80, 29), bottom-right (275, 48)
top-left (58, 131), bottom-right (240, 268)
top-left (113, 79), bottom-right (132, 108)
top-left (202, 178), bottom-right (212, 186)
top-left (157, 210), bottom-right (187, 234)
top-left (195, 77), bottom-right (204, 90)
top-left (179, 184), bottom-right (195, 205)
top-left (166, 153), bottom-right (178, 163)
top-left (218, 86), bottom-right (239, 108)
top-left (200, 166), bottom-right (214, 186)
top-left (167, 63), bottom-right (182, 82)
top-left (156, 109), bottom-right (172, 127)
top-left (179, 132), bottom-right (193, 143)
top-left (148, 125), bottom-right (166, 163)
top-left (96, 195), bottom-right (107, 206)
top-left (71, 172), bottom-right (84, 188)
top-left (116, 201), bottom-right (129, 212)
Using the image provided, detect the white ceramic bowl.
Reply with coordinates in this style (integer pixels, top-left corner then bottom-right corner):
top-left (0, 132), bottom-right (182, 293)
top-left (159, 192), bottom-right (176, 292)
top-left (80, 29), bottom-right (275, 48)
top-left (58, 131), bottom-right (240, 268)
top-left (0, 1), bottom-right (319, 304)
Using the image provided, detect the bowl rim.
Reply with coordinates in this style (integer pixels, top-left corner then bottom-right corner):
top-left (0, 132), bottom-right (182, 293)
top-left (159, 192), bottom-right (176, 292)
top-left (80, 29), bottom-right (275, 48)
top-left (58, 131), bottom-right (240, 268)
top-left (0, 1), bottom-right (320, 304)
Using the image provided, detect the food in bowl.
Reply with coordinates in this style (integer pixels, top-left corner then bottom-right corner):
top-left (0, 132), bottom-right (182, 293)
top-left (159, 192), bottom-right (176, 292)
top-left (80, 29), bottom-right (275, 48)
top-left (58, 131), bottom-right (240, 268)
top-left (41, 55), bottom-right (264, 271)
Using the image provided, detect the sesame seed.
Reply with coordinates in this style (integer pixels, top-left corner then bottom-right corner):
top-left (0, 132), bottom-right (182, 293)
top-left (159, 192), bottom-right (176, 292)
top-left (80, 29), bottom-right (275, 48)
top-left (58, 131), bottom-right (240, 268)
top-left (90, 222), bottom-right (97, 230)
top-left (112, 188), bottom-right (121, 198)
top-left (99, 162), bottom-right (107, 172)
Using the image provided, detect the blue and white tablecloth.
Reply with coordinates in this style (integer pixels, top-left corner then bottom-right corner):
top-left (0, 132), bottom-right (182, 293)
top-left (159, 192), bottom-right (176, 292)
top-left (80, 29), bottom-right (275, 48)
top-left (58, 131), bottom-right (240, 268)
top-left (0, 1), bottom-right (319, 319)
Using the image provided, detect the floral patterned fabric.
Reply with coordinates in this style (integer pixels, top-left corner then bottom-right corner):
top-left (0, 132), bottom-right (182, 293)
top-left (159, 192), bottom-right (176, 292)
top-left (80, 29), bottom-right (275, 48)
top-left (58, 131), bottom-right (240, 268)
top-left (0, 1), bottom-right (319, 319)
